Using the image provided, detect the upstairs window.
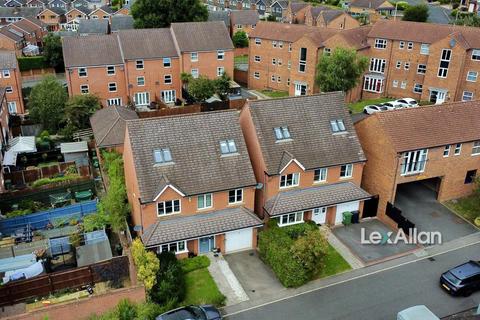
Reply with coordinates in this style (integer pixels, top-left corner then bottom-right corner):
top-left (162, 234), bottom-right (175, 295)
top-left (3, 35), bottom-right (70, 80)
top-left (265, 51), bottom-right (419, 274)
top-left (2, 69), bottom-right (10, 78)
top-left (255, 38), bottom-right (261, 45)
top-left (163, 57), bottom-right (171, 68)
top-left (443, 145), bottom-right (450, 157)
top-left (220, 139), bottom-right (237, 154)
top-left (374, 38), bottom-right (387, 49)
top-left (417, 64), bottom-right (426, 74)
top-left (340, 164), bottom-right (353, 178)
top-left (407, 42), bottom-right (413, 50)
top-left (330, 119), bottom-right (346, 133)
top-left (107, 65), bottom-right (115, 75)
top-left (472, 141), bottom-right (480, 155)
top-left (399, 41), bottom-right (405, 49)
top-left (108, 82), bottom-right (117, 92)
top-left (78, 67), bottom-right (87, 77)
top-left (401, 149), bottom-right (428, 175)
top-left (437, 49), bottom-right (451, 78)
top-left (299, 47), bottom-right (307, 72)
top-left (228, 188), bottom-right (243, 204)
top-left (197, 193), bottom-right (213, 209)
top-left (154, 148), bottom-right (173, 164)
top-left (136, 60), bottom-right (144, 70)
top-left (217, 50), bottom-right (225, 60)
top-left (191, 52), bottom-right (198, 62)
top-left (467, 71), bottom-right (477, 82)
top-left (157, 199), bottom-right (180, 216)
top-left (420, 43), bottom-right (429, 55)
top-left (369, 58), bottom-right (386, 73)
top-left (280, 173), bottom-right (299, 188)
top-left (274, 126), bottom-right (291, 140)
top-left (314, 168), bottom-right (327, 183)
top-left (454, 143), bottom-right (462, 155)
top-left (472, 49), bottom-right (480, 60)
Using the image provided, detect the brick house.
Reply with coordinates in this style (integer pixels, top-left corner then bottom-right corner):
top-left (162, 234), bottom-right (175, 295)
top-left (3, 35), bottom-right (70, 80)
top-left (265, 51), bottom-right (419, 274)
top-left (354, 101), bottom-right (480, 223)
top-left (284, 1), bottom-right (309, 24)
top-left (9, 17), bottom-right (47, 47)
top-left (304, 6), bottom-right (359, 29)
top-left (123, 111), bottom-right (263, 257)
top-left (63, 21), bottom-right (233, 107)
top-left (0, 51), bottom-right (24, 114)
top-left (230, 10), bottom-right (258, 37)
top-left (0, 27), bottom-right (26, 55)
top-left (347, 0), bottom-right (394, 22)
top-left (37, 7), bottom-right (65, 31)
top-left (239, 92), bottom-right (371, 227)
top-left (0, 7), bottom-right (41, 26)
top-left (0, 88), bottom-right (11, 192)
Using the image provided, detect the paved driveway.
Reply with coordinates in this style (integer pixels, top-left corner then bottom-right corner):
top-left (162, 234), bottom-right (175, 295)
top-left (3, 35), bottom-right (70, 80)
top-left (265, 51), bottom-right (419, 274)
top-left (395, 181), bottom-right (477, 243)
top-left (224, 250), bottom-right (285, 302)
top-left (332, 219), bottom-right (417, 264)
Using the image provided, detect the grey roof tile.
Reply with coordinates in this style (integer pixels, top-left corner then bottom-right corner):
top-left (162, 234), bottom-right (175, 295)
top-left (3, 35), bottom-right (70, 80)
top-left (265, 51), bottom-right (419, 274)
top-left (90, 105), bottom-right (138, 148)
top-left (117, 28), bottom-right (178, 59)
top-left (208, 10), bottom-right (230, 27)
top-left (171, 21), bottom-right (234, 52)
top-left (0, 50), bottom-right (18, 69)
top-left (230, 10), bottom-right (259, 26)
top-left (111, 14), bottom-right (133, 31)
top-left (78, 18), bottom-right (109, 35)
top-left (264, 182), bottom-right (371, 216)
top-left (62, 34), bottom-right (123, 67)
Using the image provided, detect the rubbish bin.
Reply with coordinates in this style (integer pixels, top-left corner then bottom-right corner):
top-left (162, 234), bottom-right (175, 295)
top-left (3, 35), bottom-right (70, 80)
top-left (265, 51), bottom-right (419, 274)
top-left (342, 211), bottom-right (352, 226)
top-left (351, 210), bottom-right (360, 224)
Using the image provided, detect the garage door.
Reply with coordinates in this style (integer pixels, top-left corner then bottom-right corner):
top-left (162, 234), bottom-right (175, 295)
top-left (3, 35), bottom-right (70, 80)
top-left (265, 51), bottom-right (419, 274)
top-left (225, 228), bottom-right (253, 253)
top-left (335, 201), bottom-right (360, 225)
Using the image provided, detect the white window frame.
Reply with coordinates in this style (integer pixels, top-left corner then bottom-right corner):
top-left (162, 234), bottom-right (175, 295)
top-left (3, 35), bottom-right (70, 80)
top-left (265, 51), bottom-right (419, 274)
top-left (80, 84), bottom-right (89, 94)
top-left (374, 38), bottom-right (387, 49)
top-left (466, 71), bottom-right (477, 82)
top-left (472, 49), bottom-right (480, 60)
top-left (108, 82), bottom-right (117, 92)
top-left (299, 47), bottom-right (307, 73)
top-left (417, 64), bottom-right (426, 74)
top-left (161, 90), bottom-right (176, 103)
top-left (255, 38), bottom-right (261, 45)
top-left (462, 91), bottom-right (473, 101)
top-left (197, 193), bottom-right (213, 210)
top-left (107, 98), bottom-right (122, 106)
top-left (443, 145), bottom-right (450, 157)
top-left (407, 42), bottom-right (413, 50)
top-left (420, 43), bottom-right (429, 55)
top-left (404, 62), bottom-right (410, 70)
top-left (438, 49), bottom-right (451, 78)
top-left (401, 149), bottom-right (428, 175)
top-left (217, 66), bottom-right (225, 77)
top-left (400, 81), bottom-right (407, 89)
top-left (135, 59), bottom-right (144, 70)
top-left (78, 67), bottom-right (87, 77)
top-left (369, 58), bottom-right (386, 74)
top-left (472, 141), bottom-right (480, 155)
top-left (363, 76), bottom-right (384, 93)
top-left (253, 71), bottom-right (260, 79)
top-left (137, 76), bottom-right (145, 86)
top-left (163, 57), bottom-right (171, 68)
top-left (396, 61), bottom-right (401, 69)
top-left (7, 101), bottom-right (16, 114)
top-left (191, 52), bottom-right (198, 62)
top-left (393, 80), bottom-right (398, 88)
top-left (217, 50), bottom-right (225, 60)
top-left (158, 240), bottom-right (187, 255)
top-left (164, 74), bottom-right (172, 84)
top-left (413, 83), bottom-right (422, 94)
top-left (191, 68), bottom-right (199, 79)
top-left (313, 167), bottom-right (327, 183)
top-left (228, 188), bottom-right (243, 204)
top-left (5, 86), bottom-right (13, 93)
top-left (134, 92), bottom-right (150, 106)
top-left (278, 211), bottom-right (304, 226)
top-left (340, 164), bottom-right (353, 178)
top-left (254, 55), bottom-right (261, 62)
top-left (279, 173), bottom-right (300, 188)
top-left (157, 199), bottom-right (181, 216)
top-left (454, 143), bottom-right (462, 155)
top-left (2, 69), bottom-right (10, 78)
top-left (106, 65), bottom-right (115, 75)
top-left (399, 41), bottom-right (405, 49)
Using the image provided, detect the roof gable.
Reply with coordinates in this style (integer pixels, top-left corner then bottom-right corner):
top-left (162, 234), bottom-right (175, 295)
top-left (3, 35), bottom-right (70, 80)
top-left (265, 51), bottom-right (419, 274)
top-left (170, 21), bottom-right (234, 52)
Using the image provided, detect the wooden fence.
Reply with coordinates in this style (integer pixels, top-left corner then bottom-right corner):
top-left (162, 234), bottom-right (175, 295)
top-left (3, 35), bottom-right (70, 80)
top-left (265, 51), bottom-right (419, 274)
top-left (0, 255), bottom-right (130, 307)
top-left (137, 104), bottom-right (201, 118)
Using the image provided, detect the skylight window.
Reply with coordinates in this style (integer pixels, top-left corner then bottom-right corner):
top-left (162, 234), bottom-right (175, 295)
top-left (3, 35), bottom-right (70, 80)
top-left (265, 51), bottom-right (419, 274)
top-left (330, 120), bottom-right (346, 133)
top-left (220, 140), bottom-right (237, 154)
top-left (154, 148), bottom-right (172, 164)
top-left (274, 127), bottom-right (291, 140)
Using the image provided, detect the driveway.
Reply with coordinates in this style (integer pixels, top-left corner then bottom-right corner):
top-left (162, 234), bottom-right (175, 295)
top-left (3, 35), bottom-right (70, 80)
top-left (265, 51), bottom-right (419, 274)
top-left (395, 181), bottom-right (477, 243)
top-left (224, 250), bottom-right (284, 302)
top-left (332, 219), bottom-right (418, 264)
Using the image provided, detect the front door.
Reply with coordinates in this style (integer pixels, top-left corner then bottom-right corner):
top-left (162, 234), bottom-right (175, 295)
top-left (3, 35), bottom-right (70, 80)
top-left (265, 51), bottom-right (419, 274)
top-left (294, 83), bottom-right (307, 96)
top-left (312, 207), bottom-right (327, 225)
top-left (430, 90), bottom-right (447, 104)
top-left (199, 236), bottom-right (215, 254)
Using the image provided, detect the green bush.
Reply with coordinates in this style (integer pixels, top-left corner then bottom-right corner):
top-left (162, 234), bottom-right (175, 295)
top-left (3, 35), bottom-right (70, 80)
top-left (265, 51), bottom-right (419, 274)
top-left (6, 209), bottom-right (32, 218)
top-left (18, 56), bottom-right (48, 71)
top-left (31, 174), bottom-right (80, 188)
top-left (149, 252), bottom-right (186, 305)
top-left (180, 255), bottom-right (210, 273)
top-left (283, 221), bottom-right (317, 239)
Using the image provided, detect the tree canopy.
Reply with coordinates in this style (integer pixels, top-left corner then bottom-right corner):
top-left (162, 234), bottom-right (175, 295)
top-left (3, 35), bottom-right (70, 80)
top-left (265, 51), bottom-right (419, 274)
top-left (62, 94), bottom-right (101, 138)
top-left (28, 75), bottom-right (68, 133)
top-left (131, 0), bottom-right (208, 28)
top-left (452, 13), bottom-right (480, 27)
top-left (43, 33), bottom-right (64, 71)
top-left (315, 47), bottom-right (368, 93)
top-left (402, 4), bottom-right (429, 22)
top-left (232, 31), bottom-right (249, 48)
top-left (186, 73), bottom-right (231, 102)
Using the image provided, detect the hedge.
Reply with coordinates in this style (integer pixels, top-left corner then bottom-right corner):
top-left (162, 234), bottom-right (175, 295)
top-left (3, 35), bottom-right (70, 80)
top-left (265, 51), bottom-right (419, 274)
top-left (18, 56), bottom-right (48, 72)
top-left (179, 255), bottom-right (210, 273)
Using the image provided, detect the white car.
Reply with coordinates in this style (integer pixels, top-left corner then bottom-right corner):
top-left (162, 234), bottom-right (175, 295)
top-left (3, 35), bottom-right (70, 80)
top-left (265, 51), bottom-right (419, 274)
top-left (395, 98), bottom-right (419, 107)
top-left (363, 104), bottom-right (389, 114)
top-left (383, 101), bottom-right (407, 110)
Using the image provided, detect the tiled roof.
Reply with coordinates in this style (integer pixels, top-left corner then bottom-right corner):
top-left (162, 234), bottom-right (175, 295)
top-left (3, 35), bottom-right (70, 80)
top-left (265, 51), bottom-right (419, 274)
top-left (309, 5), bottom-right (331, 18)
top-left (336, 25), bottom-right (371, 49)
top-left (230, 10), bottom-right (259, 26)
top-left (78, 18), bottom-right (109, 35)
top-left (249, 21), bottom-right (318, 42)
top-left (264, 182), bottom-right (371, 216)
top-left (141, 207), bottom-right (263, 247)
top-left (126, 110), bottom-right (257, 202)
top-left (274, 0), bottom-right (288, 8)
top-left (290, 2), bottom-right (309, 13)
top-left (247, 93), bottom-right (366, 176)
top-left (0, 50), bottom-right (18, 69)
top-left (117, 28), bottom-right (178, 59)
top-left (44, 6), bottom-right (66, 15)
top-left (350, 0), bottom-right (393, 9)
top-left (321, 9), bottom-right (343, 23)
top-left (10, 18), bottom-right (39, 33)
top-left (368, 20), bottom-right (480, 48)
top-left (208, 10), bottom-right (230, 27)
top-left (68, 5), bottom-right (92, 15)
top-left (0, 27), bottom-right (23, 42)
top-left (22, 16), bottom-right (47, 28)
top-left (170, 21), bottom-right (234, 52)
top-left (0, 7), bottom-right (40, 18)
top-left (90, 105), bottom-right (138, 148)
top-left (62, 34), bottom-right (123, 67)
top-left (364, 101), bottom-right (480, 153)
top-left (110, 14), bottom-right (133, 31)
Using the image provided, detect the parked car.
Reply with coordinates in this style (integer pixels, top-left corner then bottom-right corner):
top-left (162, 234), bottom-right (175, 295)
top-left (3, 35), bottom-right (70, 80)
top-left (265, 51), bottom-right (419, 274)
top-left (395, 98), bottom-right (419, 107)
top-left (383, 101), bottom-right (407, 109)
top-left (156, 305), bottom-right (222, 320)
top-left (397, 305), bottom-right (439, 320)
top-left (440, 260), bottom-right (480, 296)
top-left (363, 104), bottom-right (389, 114)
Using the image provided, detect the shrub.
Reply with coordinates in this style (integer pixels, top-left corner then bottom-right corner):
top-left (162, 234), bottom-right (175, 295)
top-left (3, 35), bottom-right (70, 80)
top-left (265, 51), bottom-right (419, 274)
top-left (232, 30), bottom-right (248, 48)
top-left (291, 229), bottom-right (329, 277)
top-left (135, 301), bottom-right (176, 320)
top-left (179, 255), bottom-right (210, 273)
top-left (31, 174), bottom-right (80, 188)
top-left (131, 238), bottom-right (160, 291)
top-left (283, 221), bottom-right (317, 239)
top-left (149, 252), bottom-right (186, 305)
top-left (6, 209), bottom-right (32, 218)
top-left (114, 299), bottom-right (137, 320)
top-left (83, 212), bottom-right (110, 232)
top-left (18, 56), bottom-right (48, 71)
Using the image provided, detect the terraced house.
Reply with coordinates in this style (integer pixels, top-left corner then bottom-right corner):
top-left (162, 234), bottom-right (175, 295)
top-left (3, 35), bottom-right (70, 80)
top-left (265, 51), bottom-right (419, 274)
top-left (239, 92), bottom-right (371, 227)
top-left (63, 21), bottom-right (233, 108)
top-left (123, 111), bottom-right (263, 257)
top-left (0, 50), bottom-right (23, 114)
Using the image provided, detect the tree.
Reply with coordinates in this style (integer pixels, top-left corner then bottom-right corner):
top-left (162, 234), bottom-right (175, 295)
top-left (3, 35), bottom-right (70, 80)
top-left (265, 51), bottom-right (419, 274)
top-left (28, 75), bottom-right (68, 133)
top-left (43, 33), bottom-right (64, 71)
top-left (187, 76), bottom-right (216, 102)
top-left (232, 31), bottom-right (249, 48)
top-left (213, 73), bottom-right (231, 100)
top-left (315, 47), bottom-right (368, 93)
top-left (62, 94), bottom-right (101, 138)
top-left (291, 230), bottom-right (328, 277)
top-left (402, 4), bottom-right (429, 22)
top-left (131, 0), bottom-right (208, 28)
top-left (131, 238), bottom-right (160, 291)
top-left (453, 13), bottom-right (480, 27)
top-left (266, 15), bottom-right (277, 21)
top-left (149, 252), bottom-right (185, 305)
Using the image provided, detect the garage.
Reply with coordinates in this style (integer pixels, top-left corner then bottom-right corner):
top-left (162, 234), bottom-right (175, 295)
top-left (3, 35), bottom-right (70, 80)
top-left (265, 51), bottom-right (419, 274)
top-left (225, 228), bottom-right (253, 253)
top-left (335, 201), bottom-right (360, 225)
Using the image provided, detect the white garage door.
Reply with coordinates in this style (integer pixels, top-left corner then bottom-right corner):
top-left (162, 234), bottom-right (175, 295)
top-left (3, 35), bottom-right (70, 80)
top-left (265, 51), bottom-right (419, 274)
top-left (225, 228), bottom-right (253, 253)
top-left (335, 201), bottom-right (360, 225)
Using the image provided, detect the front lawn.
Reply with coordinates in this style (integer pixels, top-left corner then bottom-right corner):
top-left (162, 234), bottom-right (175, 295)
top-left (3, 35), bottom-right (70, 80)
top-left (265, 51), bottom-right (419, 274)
top-left (315, 244), bottom-right (351, 279)
top-left (348, 98), bottom-right (392, 114)
top-left (182, 268), bottom-right (225, 306)
top-left (234, 55), bottom-right (248, 66)
top-left (445, 196), bottom-right (479, 225)
top-left (260, 90), bottom-right (289, 98)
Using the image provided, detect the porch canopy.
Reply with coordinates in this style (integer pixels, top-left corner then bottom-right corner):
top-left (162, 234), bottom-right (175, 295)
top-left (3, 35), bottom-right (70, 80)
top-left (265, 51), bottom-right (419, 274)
top-left (2, 136), bottom-right (37, 166)
top-left (141, 207), bottom-right (263, 248)
top-left (264, 182), bottom-right (372, 217)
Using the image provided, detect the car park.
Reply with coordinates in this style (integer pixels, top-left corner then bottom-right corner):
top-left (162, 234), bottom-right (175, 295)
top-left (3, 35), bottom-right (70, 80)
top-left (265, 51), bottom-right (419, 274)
top-left (395, 98), bottom-right (419, 107)
top-left (156, 305), bottom-right (222, 320)
top-left (363, 104), bottom-right (389, 114)
top-left (440, 260), bottom-right (480, 296)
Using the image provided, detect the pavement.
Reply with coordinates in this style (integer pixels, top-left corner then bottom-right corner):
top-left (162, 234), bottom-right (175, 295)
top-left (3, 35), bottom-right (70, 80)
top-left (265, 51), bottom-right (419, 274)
top-left (332, 219), bottom-right (418, 264)
top-left (224, 236), bottom-right (480, 320)
top-left (395, 181), bottom-right (478, 243)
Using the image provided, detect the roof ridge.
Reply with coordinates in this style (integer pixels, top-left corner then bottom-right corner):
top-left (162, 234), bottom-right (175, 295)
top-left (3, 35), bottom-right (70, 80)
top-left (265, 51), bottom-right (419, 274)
top-left (127, 108), bottom-right (239, 124)
top-left (249, 91), bottom-right (344, 106)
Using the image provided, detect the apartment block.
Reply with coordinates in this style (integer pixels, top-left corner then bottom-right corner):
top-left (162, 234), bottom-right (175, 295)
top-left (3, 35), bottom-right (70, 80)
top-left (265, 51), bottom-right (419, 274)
top-left (63, 21), bottom-right (234, 108)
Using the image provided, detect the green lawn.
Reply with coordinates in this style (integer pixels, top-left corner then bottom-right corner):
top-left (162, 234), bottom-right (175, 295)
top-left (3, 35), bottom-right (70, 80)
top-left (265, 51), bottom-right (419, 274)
top-left (316, 244), bottom-right (352, 279)
top-left (445, 196), bottom-right (480, 225)
top-left (260, 90), bottom-right (289, 98)
top-left (348, 98), bottom-right (391, 114)
top-left (234, 55), bottom-right (248, 65)
top-left (182, 268), bottom-right (226, 307)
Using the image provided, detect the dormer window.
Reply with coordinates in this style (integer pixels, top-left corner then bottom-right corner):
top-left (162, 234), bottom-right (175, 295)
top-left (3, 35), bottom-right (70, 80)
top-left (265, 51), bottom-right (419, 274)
top-left (274, 126), bottom-right (291, 141)
top-left (154, 148), bottom-right (172, 164)
top-left (330, 119), bottom-right (346, 133)
top-left (220, 140), bottom-right (237, 155)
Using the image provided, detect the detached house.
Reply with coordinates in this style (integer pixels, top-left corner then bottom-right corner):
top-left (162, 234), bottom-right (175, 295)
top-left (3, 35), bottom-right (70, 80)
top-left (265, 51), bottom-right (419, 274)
top-left (355, 101), bottom-right (480, 222)
top-left (239, 93), bottom-right (371, 226)
top-left (230, 10), bottom-right (259, 36)
top-left (123, 111), bottom-right (263, 256)
top-left (348, 0), bottom-right (394, 22)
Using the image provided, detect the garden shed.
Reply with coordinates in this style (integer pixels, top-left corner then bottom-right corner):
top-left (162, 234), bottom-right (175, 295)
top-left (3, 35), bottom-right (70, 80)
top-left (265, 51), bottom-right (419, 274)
top-left (60, 141), bottom-right (89, 167)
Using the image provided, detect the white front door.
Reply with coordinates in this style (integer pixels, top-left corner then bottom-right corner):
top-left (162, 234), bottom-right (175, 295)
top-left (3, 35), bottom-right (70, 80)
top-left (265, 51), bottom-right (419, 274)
top-left (312, 207), bottom-right (327, 225)
top-left (335, 201), bottom-right (360, 225)
top-left (225, 228), bottom-right (253, 253)
top-left (436, 91), bottom-right (446, 104)
top-left (294, 83), bottom-right (307, 96)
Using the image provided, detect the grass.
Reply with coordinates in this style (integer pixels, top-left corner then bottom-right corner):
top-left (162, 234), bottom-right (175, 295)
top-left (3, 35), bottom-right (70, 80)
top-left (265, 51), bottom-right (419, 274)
top-left (260, 90), bottom-right (289, 98)
top-left (37, 161), bottom-right (59, 168)
top-left (445, 195), bottom-right (480, 225)
top-left (316, 244), bottom-right (352, 279)
top-left (182, 268), bottom-right (226, 307)
top-left (348, 98), bottom-right (391, 114)
top-left (234, 55), bottom-right (248, 65)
